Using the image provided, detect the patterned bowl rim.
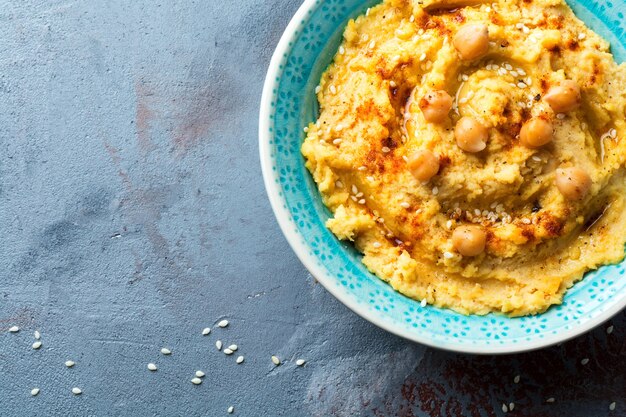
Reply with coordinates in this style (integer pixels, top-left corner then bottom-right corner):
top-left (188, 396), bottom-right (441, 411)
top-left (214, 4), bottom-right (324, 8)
top-left (259, 0), bottom-right (626, 354)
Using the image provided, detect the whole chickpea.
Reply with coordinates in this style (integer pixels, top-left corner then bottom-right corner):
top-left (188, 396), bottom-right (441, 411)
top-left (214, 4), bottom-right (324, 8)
top-left (520, 117), bottom-right (553, 148)
top-left (544, 80), bottom-right (581, 113)
top-left (419, 90), bottom-right (453, 123)
top-left (555, 167), bottom-right (592, 200)
top-left (453, 23), bottom-right (490, 61)
top-left (455, 117), bottom-right (488, 152)
top-left (452, 225), bottom-right (487, 256)
top-left (407, 149), bottom-right (440, 182)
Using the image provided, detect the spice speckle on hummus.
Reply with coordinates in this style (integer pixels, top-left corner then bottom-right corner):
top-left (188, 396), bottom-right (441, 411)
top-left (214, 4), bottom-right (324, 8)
top-left (301, 0), bottom-right (626, 316)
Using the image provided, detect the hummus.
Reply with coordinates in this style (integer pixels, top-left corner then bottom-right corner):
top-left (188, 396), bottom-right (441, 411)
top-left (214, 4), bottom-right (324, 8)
top-left (301, 0), bottom-right (626, 315)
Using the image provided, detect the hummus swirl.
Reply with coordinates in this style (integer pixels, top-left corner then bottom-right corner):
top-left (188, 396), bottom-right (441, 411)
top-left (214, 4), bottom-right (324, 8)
top-left (301, 0), bottom-right (626, 315)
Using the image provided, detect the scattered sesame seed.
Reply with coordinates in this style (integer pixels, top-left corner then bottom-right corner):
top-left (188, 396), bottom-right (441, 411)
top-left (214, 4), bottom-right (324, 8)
top-left (303, 126), bottom-right (309, 133)
top-left (485, 6), bottom-right (491, 12)
top-left (372, 242), bottom-right (382, 248)
top-left (228, 344), bottom-right (238, 351)
top-left (578, 33), bottom-right (586, 40)
top-left (518, 68), bottom-right (526, 76)
top-left (432, 186), bottom-right (439, 195)
top-left (610, 128), bottom-right (617, 138)
top-left (228, 406), bottom-right (234, 414)
top-left (296, 359), bottom-right (306, 366)
top-left (351, 185), bottom-right (358, 194)
top-left (224, 348), bottom-right (234, 355)
top-left (217, 320), bottom-right (229, 328)
top-left (504, 63), bottom-right (513, 71)
top-left (443, 251), bottom-right (454, 259)
top-left (581, 358), bottom-right (590, 365)
top-left (147, 363), bottom-right (157, 371)
top-left (546, 397), bottom-right (555, 403)
top-left (510, 71), bottom-right (518, 77)
top-left (335, 180), bottom-right (344, 188)
top-left (358, 199), bottom-right (366, 205)
top-left (161, 348), bottom-right (172, 355)
top-left (339, 46), bottom-right (345, 55)
top-left (195, 370), bottom-right (205, 378)
top-left (358, 166), bottom-right (366, 171)
top-left (517, 82), bottom-right (527, 89)
top-left (420, 299), bottom-right (428, 307)
top-left (474, 209), bottom-right (481, 216)
top-left (381, 146), bottom-right (391, 153)
top-left (522, 26), bottom-right (530, 34)
top-left (522, 218), bottom-right (531, 224)
top-left (330, 85), bottom-right (337, 95)
top-left (366, 176), bottom-right (374, 182)
top-left (8, 326), bottom-right (19, 333)
top-left (271, 355), bottom-right (281, 366)
top-left (509, 402), bottom-right (515, 411)
top-left (31, 388), bottom-right (40, 396)
top-left (502, 403), bottom-right (508, 413)
top-left (459, 97), bottom-right (468, 104)
top-left (350, 196), bottom-right (357, 202)
top-left (461, 74), bottom-right (469, 81)
top-left (332, 138), bottom-right (342, 145)
top-left (419, 52), bottom-right (427, 61)
top-left (191, 377), bottom-right (202, 385)
top-left (32, 341), bottom-right (42, 350)
top-left (236, 356), bottom-right (244, 364)
top-left (389, 80), bottom-right (397, 88)
top-left (216, 340), bottom-right (223, 351)
top-left (72, 387), bottom-right (82, 395)
top-left (400, 202), bottom-right (410, 209)
top-left (65, 360), bottom-right (75, 368)
top-left (609, 402), bottom-right (616, 411)
top-left (446, 220), bottom-right (452, 229)
top-left (34, 330), bottom-right (41, 340)
top-left (410, 15), bottom-right (415, 22)
top-left (556, 113), bottom-right (565, 120)
top-left (368, 40), bottom-right (376, 49)
top-left (514, 375), bottom-right (520, 384)
top-left (315, 85), bottom-right (321, 94)
top-left (532, 155), bottom-right (542, 162)
top-left (607, 325), bottom-right (614, 334)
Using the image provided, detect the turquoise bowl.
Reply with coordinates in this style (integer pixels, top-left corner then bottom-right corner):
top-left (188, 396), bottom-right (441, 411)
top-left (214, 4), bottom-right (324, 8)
top-left (259, 0), bottom-right (626, 353)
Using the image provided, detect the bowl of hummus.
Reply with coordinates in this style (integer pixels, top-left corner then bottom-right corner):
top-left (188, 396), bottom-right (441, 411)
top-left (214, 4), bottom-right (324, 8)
top-left (260, 0), bottom-right (626, 353)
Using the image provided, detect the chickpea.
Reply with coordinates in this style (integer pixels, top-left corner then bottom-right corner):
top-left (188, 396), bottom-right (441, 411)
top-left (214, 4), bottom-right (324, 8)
top-left (454, 117), bottom-right (488, 152)
top-left (453, 23), bottom-right (490, 61)
top-left (407, 149), bottom-right (440, 182)
top-left (419, 90), bottom-right (453, 123)
top-left (452, 225), bottom-right (487, 257)
top-left (520, 117), bottom-right (553, 148)
top-left (555, 167), bottom-right (592, 200)
top-left (543, 80), bottom-right (581, 113)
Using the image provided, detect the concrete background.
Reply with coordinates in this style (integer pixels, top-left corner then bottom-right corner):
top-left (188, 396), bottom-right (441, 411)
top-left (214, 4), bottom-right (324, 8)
top-left (0, 1), bottom-right (624, 416)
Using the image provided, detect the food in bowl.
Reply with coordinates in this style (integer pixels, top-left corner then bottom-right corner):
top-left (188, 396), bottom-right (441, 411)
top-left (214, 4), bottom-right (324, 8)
top-left (301, 0), bottom-right (626, 316)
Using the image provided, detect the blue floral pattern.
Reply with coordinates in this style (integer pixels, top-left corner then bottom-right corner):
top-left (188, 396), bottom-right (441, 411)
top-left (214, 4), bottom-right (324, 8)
top-left (262, 0), bottom-right (626, 351)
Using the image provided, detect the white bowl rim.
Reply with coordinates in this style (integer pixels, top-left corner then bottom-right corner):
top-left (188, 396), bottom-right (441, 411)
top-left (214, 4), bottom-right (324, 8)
top-left (258, 0), bottom-right (626, 354)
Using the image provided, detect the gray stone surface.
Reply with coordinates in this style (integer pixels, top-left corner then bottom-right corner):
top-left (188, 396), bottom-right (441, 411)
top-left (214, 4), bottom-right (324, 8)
top-left (0, 1), bottom-right (624, 416)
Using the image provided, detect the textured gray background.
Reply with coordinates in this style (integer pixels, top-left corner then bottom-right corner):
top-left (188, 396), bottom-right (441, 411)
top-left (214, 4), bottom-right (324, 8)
top-left (0, 1), bottom-right (624, 416)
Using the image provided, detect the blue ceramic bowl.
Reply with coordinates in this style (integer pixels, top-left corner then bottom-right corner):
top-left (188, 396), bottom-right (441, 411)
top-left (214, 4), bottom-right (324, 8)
top-left (259, 0), bottom-right (626, 353)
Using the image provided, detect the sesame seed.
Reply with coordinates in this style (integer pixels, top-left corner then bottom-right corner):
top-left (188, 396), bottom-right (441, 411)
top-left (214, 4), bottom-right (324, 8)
top-left (358, 166), bottom-right (366, 171)
top-left (216, 340), bottom-right (223, 350)
top-left (510, 71), bottom-right (518, 77)
top-left (350, 196), bottom-right (357, 202)
top-left (446, 220), bottom-right (452, 229)
top-left (32, 341), bottom-right (42, 350)
top-left (522, 218), bottom-right (531, 224)
top-left (330, 85), bottom-right (337, 94)
top-left (339, 46), bottom-right (345, 55)
top-left (31, 388), bottom-right (40, 396)
top-left (419, 52), bottom-right (426, 61)
top-left (410, 15), bottom-right (415, 22)
top-left (217, 320), bottom-right (229, 328)
top-left (147, 363), bottom-right (157, 371)
top-left (514, 375), bottom-right (520, 383)
top-left (522, 26), bottom-right (530, 34)
top-left (228, 344), bottom-right (238, 351)
top-left (366, 176), bottom-right (374, 182)
top-left (457, 74), bottom-right (463, 82)
top-left (303, 126), bottom-right (309, 133)
top-left (459, 97), bottom-right (468, 104)
top-left (556, 113), bottom-right (565, 119)
top-left (607, 325), bottom-right (614, 334)
top-left (369, 40), bottom-right (376, 49)
top-left (420, 299), bottom-right (428, 307)
top-left (296, 359), bottom-right (306, 366)
top-left (485, 6), bottom-right (491, 11)
top-left (443, 251), bottom-right (454, 259)
top-left (8, 326), bottom-right (19, 333)
top-left (372, 242), bottom-right (382, 248)
top-left (509, 403), bottom-right (515, 411)
top-left (315, 85), bottom-right (321, 94)
top-left (499, 68), bottom-right (507, 76)
top-left (504, 63), bottom-right (513, 71)
top-left (236, 355), bottom-right (244, 364)
top-left (65, 360), bottom-right (75, 368)
top-left (389, 80), bottom-right (397, 88)
top-left (228, 406), bottom-right (235, 414)
top-left (335, 180), bottom-right (344, 188)
top-left (515, 23), bottom-right (523, 29)
top-left (578, 33), bottom-right (586, 40)
top-left (351, 185), bottom-right (358, 194)
top-left (382, 146), bottom-right (391, 153)
top-left (271, 355), bottom-right (281, 365)
top-left (432, 186), bottom-right (439, 195)
top-left (461, 74), bottom-right (469, 81)
top-left (332, 138), bottom-right (342, 145)
top-left (358, 199), bottom-right (366, 205)
top-left (474, 209), bottom-right (481, 216)
top-left (609, 402), bottom-right (616, 411)
top-left (517, 82), bottom-right (527, 89)
top-left (191, 377), bottom-right (202, 385)
top-left (34, 330), bottom-right (41, 340)
top-left (72, 387), bottom-right (82, 395)
top-left (366, 7), bottom-right (371, 15)
top-left (400, 202), bottom-right (410, 209)
top-left (195, 370), bottom-right (205, 378)
top-left (202, 327), bottom-right (212, 336)
top-left (223, 348), bottom-right (234, 355)
top-left (532, 155), bottom-right (542, 162)
top-left (546, 397), bottom-right (555, 403)
top-left (160, 348), bottom-right (171, 355)
top-left (525, 77), bottom-right (532, 85)
top-left (610, 128), bottom-right (617, 138)
top-left (517, 68), bottom-right (526, 76)
top-left (502, 403), bottom-right (508, 413)
top-left (581, 358), bottom-right (590, 365)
